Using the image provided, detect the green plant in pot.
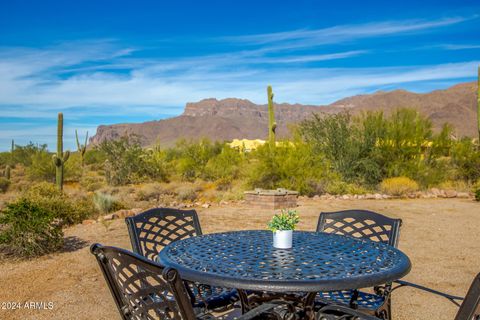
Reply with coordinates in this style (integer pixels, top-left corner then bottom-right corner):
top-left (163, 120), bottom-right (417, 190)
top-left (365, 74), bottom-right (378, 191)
top-left (267, 209), bottom-right (300, 249)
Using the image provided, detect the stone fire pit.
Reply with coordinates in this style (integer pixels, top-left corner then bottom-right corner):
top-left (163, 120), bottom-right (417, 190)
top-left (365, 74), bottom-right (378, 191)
top-left (244, 188), bottom-right (298, 210)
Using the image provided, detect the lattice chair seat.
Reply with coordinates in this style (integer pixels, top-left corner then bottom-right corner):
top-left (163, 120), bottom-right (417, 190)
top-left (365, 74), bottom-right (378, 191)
top-left (125, 208), bottom-right (238, 312)
top-left (315, 210), bottom-right (402, 320)
top-left (317, 290), bottom-right (386, 311)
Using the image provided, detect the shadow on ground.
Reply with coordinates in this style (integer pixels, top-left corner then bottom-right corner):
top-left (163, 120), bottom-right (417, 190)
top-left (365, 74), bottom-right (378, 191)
top-left (62, 236), bottom-right (89, 253)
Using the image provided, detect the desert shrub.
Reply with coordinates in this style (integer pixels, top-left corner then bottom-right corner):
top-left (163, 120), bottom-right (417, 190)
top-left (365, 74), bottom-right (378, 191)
top-left (176, 186), bottom-right (198, 202)
top-left (172, 139), bottom-right (222, 181)
top-left (215, 177), bottom-right (232, 191)
top-left (143, 146), bottom-right (170, 182)
top-left (475, 188), bottom-right (480, 202)
top-left (204, 145), bottom-right (244, 181)
top-left (450, 139), bottom-right (480, 182)
top-left (27, 149), bottom-right (55, 182)
top-left (93, 192), bottom-right (124, 214)
top-left (380, 177), bottom-right (419, 196)
top-left (0, 198), bottom-right (63, 257)
top-left (248, 141), bottom-right (329, 195)
top-left (64, 152), bottom-right (83, 182)
top-left (136, 183), bottom-right (165, 201)
top-left (11, 143), bottom-right (48, 166)
top-left (84, 149), bottom-right (107, 167)
top-left (324, 179), bottom-right (369, 195)
top-left (80, 173), bottom-right (106, 192)
top-left (25, 182), bottom-right (94, 225)
top-left (99, 135), bottom-right (149, 185)
top-left (0, 177), bottom-right (10, 193)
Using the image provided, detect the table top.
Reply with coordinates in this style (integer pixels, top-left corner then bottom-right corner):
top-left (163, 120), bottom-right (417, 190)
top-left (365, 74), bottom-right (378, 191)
top-left (158, 230), bottom-right (411, 292)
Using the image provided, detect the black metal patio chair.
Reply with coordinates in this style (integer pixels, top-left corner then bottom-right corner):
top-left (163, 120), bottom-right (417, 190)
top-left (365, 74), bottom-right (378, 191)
top-left (315, 272), bottom-right (480, 320)
top-left (91, 243), bottom-right (291, 320)
top-left (125, 208), bottom-right (238, 311)
top-left (315, 210), bottom-right (402, 320)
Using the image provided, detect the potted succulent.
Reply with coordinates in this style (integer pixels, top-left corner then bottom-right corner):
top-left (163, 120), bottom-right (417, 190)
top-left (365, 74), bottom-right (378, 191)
top-left (267, 209), bottom-right (300, 249)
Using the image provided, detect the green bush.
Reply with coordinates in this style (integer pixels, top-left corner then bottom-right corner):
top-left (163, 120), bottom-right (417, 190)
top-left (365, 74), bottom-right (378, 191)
top-left (0, 198), bottom-right (63, 257)
top-left (25, 182), bottom-right (95, 225)
top-left (99, 135), bottom-right (149, 185)
top-left (27, 149), bottom-right (55, 182)
top-left (80, 174), bottom-right (106, 192)
top-left (172, 139), bottom-right (222, 181)
top-left (475, 189), bottom-right (480, 202)
top-left (204, 145), bottom-right (244, 181)
top-left (248, 141), bottom-right (329, 195)
top-left (0, 177), bottom-right (10, 193)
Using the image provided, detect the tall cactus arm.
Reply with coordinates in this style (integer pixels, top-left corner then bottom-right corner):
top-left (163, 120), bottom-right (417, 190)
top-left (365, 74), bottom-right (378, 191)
top-left (75, 129), bottom-right (81, 151)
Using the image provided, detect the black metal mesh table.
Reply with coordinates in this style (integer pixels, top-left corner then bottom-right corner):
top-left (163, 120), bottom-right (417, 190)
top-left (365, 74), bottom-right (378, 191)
top-left (158, 230), bottom-right (411, 292)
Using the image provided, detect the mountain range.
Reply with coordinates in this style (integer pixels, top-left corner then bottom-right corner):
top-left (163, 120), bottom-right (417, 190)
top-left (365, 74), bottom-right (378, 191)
top-left (90, 81), bottom-right (478, 147)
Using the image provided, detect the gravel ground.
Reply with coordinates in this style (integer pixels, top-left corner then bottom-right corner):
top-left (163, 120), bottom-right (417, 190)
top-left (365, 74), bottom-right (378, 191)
top-left (0, 198), bottom-right (478, 319)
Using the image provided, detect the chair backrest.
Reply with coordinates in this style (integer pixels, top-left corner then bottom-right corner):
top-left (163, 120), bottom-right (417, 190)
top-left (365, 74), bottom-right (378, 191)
top-left (316, 209), bottom-right (402, 247)
top-left (125, 208), bottom-right (202, 261)
top-left (455, 273), bottom-right (480, 320)
top-left (91, 243), bottom-right (196, 320)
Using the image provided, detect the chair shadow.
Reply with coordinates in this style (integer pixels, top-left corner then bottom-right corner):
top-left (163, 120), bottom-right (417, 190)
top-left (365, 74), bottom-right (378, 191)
top-left (62, 236), bottom-right (89, 253)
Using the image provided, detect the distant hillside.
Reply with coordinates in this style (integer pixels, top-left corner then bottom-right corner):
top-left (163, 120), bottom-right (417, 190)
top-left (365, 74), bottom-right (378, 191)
top-left (90, 82), bottom-right (478, 147)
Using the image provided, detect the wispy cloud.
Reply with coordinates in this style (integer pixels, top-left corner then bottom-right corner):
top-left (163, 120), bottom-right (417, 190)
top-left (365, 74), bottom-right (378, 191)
top-left (221, 16), bottom-right (475, 48)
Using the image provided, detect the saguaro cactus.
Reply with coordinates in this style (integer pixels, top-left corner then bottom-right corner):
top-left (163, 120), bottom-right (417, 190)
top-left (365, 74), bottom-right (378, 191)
top-left (267, 85), bottom-right (277, 146)
top-left (52, 113), bottom-right (70, 190)
top-left (4, 165), bottom-right (10, 180)
top-left (11, 140), bottom-right (14, 153)
top-left (75, 129), bottom-right (89, 167)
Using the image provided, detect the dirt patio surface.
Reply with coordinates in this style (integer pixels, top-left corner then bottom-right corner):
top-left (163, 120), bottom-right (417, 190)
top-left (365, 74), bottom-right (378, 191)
top-left (0, 198), bottom-right (478, 320)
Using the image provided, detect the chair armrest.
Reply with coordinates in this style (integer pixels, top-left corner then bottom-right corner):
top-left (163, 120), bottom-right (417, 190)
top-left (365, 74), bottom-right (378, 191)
top-left (236, 301), bottom-right (291, 320)
top-left (392, 280), bottom-right (464, 307)
top-left (317, 304), bottom-right (380, 320)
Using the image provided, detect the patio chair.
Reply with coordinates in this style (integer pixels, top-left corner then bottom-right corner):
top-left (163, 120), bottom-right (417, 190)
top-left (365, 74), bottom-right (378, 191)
top-left (125, 208), bottom-right (238, 311)
top-left (91, 243), bottom-right (291, 320)
top-left (315, 272), bottom-right (480, 320)
top-left (315, 210), bottom-right (402, 320)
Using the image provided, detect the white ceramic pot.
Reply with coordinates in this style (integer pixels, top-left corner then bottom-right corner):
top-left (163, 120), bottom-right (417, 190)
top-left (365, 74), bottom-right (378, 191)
top-left (273, 230), bottom-right (293, 249)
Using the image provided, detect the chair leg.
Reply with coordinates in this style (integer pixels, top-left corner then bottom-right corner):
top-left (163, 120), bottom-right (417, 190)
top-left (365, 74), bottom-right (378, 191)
top-left (375, 298), bottom-right (392, 320)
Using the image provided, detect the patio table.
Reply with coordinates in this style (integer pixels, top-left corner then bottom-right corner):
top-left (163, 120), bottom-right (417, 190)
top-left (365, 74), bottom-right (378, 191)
top-left (158, 230), bottom-right (411, 318)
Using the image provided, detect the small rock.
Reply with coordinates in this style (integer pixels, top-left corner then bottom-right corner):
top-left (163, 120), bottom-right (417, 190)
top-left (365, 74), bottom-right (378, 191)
top-left (194, 202), bottom-right (202, 206)
top-left (177, 203), bottom-right (186, 208)
top-left (82, 219), bottom-right (96, 225)
top-left (430, 188), bottom-right (441, 196)
top-left (103, 214), bottom-right (114, 221)
top-left (457, 192), bottom-right (470, 198)
top-left (374, 193), bottom-right (383, 200)
top-left (365, 193), bottom-right (375, 200)
top-left (341, 195), bottom-right (350, 200)
top-left (407, 193), bottom-right (416, 199)
top-left (444, 190), bottom-right (457, 198)
top-left (220, 200), bottom-right (229, 205)
top-left (357, 195), bottom-right (365, 200)
top-left (313, 195), bottom-right (320, 200)
top-left (382, 194), bottom-right (390, 199)
top-left (202, 203), bottom-right (210, 208)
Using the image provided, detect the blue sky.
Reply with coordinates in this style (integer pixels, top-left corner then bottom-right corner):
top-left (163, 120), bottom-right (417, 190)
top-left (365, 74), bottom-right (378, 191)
top-left (0, 0), bottom-right (479, 151)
